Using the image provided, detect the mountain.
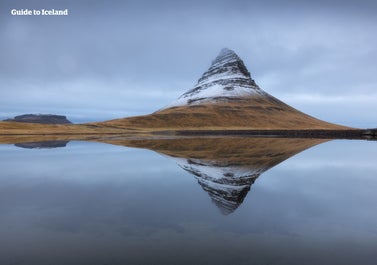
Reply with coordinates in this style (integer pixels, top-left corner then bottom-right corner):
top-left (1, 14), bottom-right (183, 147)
top-left (99, 137), bottom-right (327, 214)
top-left (5, 114), bottom-right (72, 124)
top-left (0, 48), bottom-right (356, 135)
top-left (98, 48), bottom-right (350, 130)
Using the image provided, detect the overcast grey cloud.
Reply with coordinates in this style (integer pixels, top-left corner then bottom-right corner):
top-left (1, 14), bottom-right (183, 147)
top-left (1, 0), bottom-right (376, 126)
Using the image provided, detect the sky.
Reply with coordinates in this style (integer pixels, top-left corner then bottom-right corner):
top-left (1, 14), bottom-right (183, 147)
top-left (1, 0), bottom-right (376, 127)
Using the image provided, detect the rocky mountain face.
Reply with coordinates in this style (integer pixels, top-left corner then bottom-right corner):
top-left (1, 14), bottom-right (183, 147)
top-left (5, 114), bottom-right (72, 124)
top-left (165, 48), bottom-right (265, 107)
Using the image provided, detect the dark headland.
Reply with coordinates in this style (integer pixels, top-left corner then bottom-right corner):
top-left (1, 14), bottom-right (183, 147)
top-left (4, 114), bottom-right (72, 124)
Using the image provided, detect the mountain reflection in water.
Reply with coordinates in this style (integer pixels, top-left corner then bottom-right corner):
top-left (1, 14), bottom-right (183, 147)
top-left (8, 136), bottom-right (327, 214)
top-left (99, 137), bottom-right (327, 214)
top-left (10, 136), bottom-right (327, 214)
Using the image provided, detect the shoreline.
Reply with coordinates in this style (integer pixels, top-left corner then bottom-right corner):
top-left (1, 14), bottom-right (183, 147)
top-left (173, 129), bottom-right (377, 140)
top-left (0, 129), bottom-right (375, 144)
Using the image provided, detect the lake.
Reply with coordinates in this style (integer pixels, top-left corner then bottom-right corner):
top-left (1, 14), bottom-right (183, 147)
top-left (0, 137), bottom-right (376, 265)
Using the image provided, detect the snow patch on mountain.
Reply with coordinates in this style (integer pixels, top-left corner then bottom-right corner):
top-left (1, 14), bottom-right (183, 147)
top-left (163, 48), bottom-right (266, 109)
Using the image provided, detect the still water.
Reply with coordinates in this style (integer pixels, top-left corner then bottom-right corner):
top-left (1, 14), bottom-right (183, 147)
top-left (0, 137), bottom-right (376, 265)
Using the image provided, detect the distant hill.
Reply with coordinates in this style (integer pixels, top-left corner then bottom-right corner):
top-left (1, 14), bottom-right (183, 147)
top-left (98, 48), bottom-right (351, 130)
top-left (4, 114), bottom-right (72, 124)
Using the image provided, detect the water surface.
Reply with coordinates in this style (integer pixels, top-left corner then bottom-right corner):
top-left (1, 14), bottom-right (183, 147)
top-left (0, 137), bottom-right (376, 265)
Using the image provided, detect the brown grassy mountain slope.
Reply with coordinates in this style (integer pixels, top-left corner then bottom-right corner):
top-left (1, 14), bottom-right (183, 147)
top-left (96, 95), bottom-right (350, 130)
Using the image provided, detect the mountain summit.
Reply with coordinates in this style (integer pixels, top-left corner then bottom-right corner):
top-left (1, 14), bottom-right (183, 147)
top-left (99, 48), bottom-right (349, 130)
top-left (165, 48), bottom-right (265, 107)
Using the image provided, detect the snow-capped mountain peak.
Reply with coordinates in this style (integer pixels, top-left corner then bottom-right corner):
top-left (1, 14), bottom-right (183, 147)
top-left (163, 48), bottom-right (265, 108)
top-left (199, 48), bottom-right (251, 84)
